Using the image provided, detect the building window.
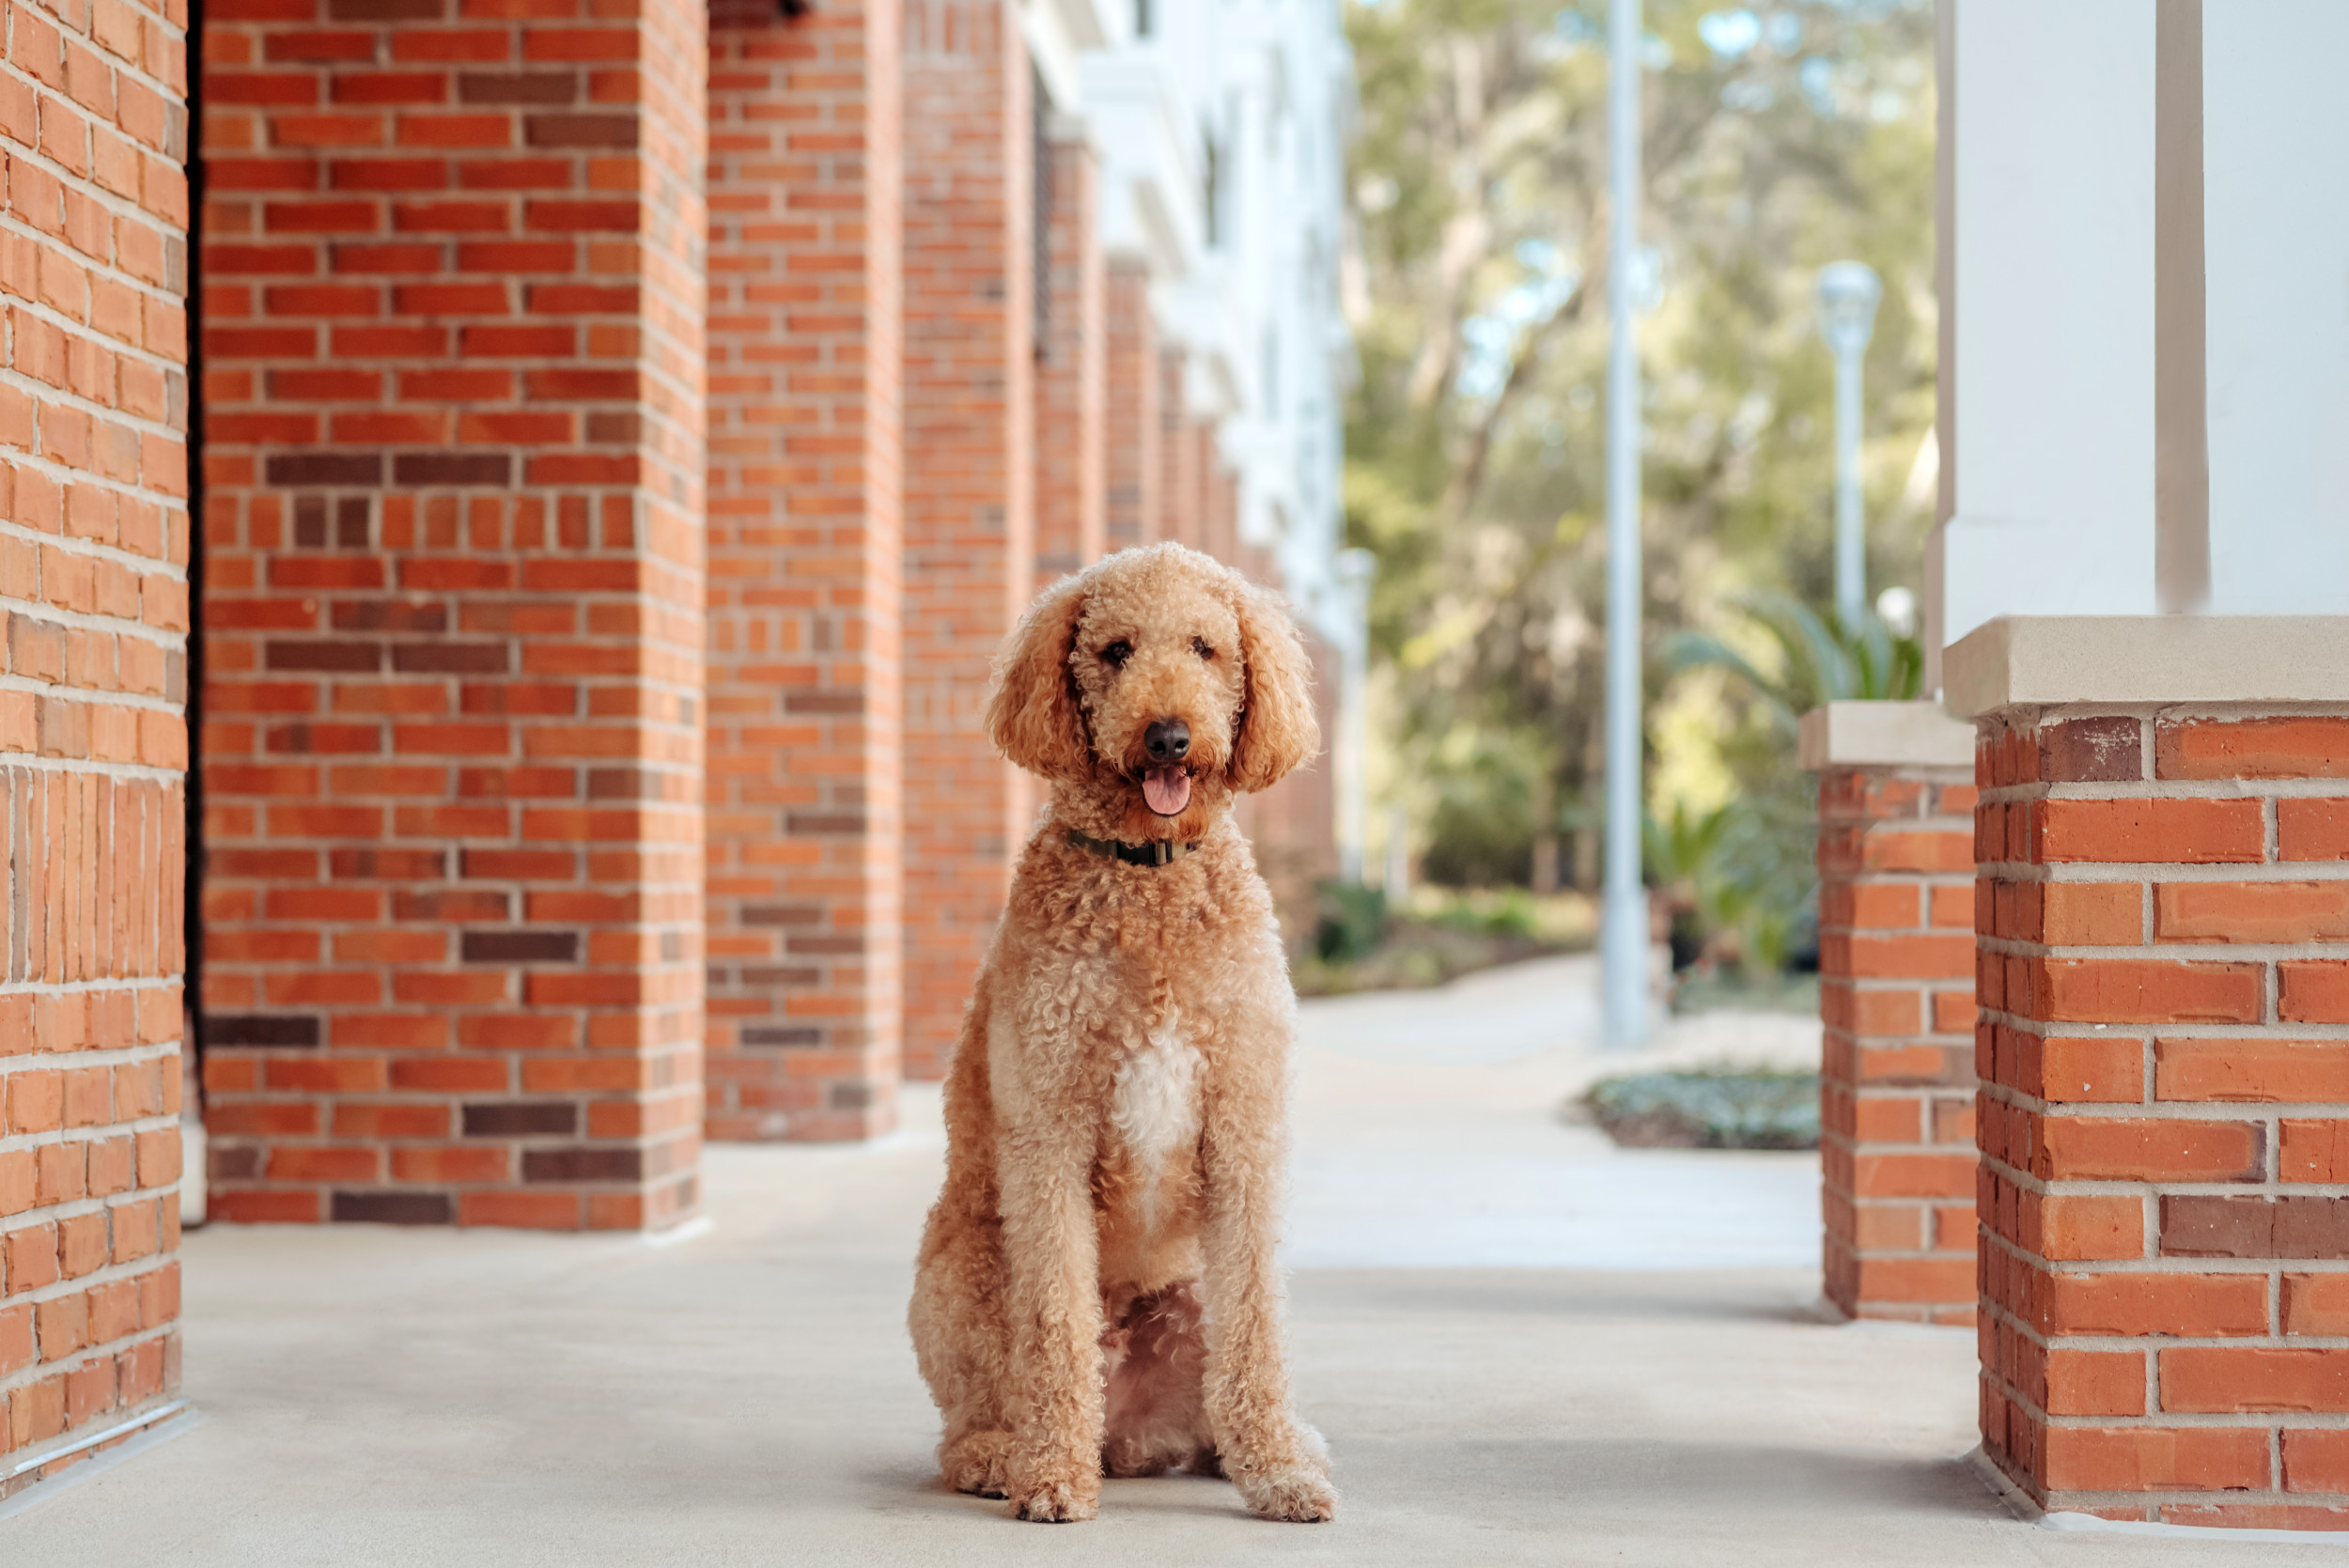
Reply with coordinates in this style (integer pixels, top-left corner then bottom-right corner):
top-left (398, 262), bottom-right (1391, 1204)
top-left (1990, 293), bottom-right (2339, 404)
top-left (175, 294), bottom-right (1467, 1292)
top-left (1135, 0), bottom-right (1152, 39)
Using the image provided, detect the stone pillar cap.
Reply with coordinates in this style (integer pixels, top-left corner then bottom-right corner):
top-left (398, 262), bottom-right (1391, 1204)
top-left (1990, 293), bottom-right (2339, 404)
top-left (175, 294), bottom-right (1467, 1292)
top-left (1797, 699), bottom-right (1975, 770)
top-left (1944, 615), bottom-right (2349, 719)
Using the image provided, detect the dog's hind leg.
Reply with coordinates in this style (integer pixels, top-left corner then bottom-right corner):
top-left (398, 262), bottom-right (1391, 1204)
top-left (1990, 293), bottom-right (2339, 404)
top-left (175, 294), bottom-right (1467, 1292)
top-left (910, 996), bottom-right (1018, 1498)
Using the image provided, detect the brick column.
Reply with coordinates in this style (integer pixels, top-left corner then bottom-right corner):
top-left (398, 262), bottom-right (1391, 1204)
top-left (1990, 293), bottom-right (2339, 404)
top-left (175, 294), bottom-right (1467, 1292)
top-left (1801, 702), bottom-right (1979, 1323)
top-left (199, 0), bottom-right (707, 1228)
top-left (703, 0), bottom-right (901, 1141)
top-left (1033, 121), bottom-right (1101, 590)
top-left (0, 0), bottom-right (191, 1487)
top-left (1958, 616), bottom-right (2349, 1530)
top-left (1156, 346), bottom-right (1196, 549)
top-left (1101, 258), bottom-right (1156, 551)
top-left (900, 0), bottom-right (1030, 1080)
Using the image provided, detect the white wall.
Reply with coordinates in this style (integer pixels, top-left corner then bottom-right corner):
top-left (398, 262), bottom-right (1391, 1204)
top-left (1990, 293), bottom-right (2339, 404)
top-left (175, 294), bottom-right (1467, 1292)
top-left (2201, 0), bottom-right (2349, 613)
top-left (1937, 0), bottom-right (2158, 656)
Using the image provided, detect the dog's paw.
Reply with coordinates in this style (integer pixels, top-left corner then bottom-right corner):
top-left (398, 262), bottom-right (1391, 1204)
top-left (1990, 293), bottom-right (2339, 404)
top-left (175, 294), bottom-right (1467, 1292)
top-left (941, 1432), bottom-right (1013, 1499)
top-left (1237, 1466), bottom-right (1337, 1524)
top-left (1007, 1475), bottom-right (1098, 1523)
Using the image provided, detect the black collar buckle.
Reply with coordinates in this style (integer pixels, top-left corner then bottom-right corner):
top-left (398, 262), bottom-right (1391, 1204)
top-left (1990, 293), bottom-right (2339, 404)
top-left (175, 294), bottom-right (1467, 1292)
top-left (1066, 829), bottom-right (1199, 869)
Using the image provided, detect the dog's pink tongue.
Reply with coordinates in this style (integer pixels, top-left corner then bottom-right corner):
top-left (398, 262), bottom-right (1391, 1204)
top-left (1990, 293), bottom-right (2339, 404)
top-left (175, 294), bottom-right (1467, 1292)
top-left (1142, 766), bottom-right (1190, 817)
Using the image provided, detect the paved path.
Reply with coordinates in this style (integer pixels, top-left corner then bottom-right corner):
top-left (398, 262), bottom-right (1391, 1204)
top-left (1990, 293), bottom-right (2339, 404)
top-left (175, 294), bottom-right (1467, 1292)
top-left (8, 959), bottom-right (2321, 1562)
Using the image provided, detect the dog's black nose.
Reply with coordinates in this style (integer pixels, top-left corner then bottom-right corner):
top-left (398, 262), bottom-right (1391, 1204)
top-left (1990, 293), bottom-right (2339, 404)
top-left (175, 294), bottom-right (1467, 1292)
top-left (1143, 718), bottom-right (1190, 763)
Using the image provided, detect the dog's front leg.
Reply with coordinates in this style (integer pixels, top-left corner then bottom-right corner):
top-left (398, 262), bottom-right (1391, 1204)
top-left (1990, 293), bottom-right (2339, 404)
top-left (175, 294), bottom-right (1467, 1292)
top-left (995, 1114), bottom-right (1107, 1522)
top-left (1199, 1062), bottom-right (1338, 1523)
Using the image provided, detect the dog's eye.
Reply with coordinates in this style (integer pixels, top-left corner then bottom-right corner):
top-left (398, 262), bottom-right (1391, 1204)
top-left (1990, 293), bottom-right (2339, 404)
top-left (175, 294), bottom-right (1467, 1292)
top-left (1191, 636), bottom-right (1214, 660)
top-left (1100, 639), bottom-right (1132, 669)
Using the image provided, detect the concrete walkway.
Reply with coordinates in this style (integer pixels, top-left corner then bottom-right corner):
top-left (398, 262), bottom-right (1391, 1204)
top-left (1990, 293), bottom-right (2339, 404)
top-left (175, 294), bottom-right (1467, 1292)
top-left (8, 957), bottom-right (2327, 1562)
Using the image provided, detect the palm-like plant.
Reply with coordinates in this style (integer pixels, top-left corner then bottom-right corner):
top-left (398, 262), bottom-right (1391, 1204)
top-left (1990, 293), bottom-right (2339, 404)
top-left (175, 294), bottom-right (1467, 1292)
top-left (1661, 589), bottom-right (1922, 724)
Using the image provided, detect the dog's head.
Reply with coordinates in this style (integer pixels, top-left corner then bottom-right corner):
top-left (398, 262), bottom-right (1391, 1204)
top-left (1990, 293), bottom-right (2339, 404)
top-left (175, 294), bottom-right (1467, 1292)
top-left (987, 543), bottom-right (1320, 840)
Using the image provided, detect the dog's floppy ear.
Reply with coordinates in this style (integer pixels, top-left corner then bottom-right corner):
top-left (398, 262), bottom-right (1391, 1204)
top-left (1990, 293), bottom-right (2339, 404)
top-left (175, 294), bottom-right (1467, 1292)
top-left (987, 574), bottom-right (1091, 780)
top-left (1226, 578), bottom-right (1320, 793)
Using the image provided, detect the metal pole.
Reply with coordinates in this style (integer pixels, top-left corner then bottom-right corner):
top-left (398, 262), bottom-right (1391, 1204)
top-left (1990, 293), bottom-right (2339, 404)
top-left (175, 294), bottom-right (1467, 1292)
top-left (1834, 342), bottom-right (1864, 627)
top-left (1814, 261), bottom-right (1880, 629)
top-left (1333, 548), bottom-right (1377, 884)
top-left (1600, 0), bottom-right (1646, 1049)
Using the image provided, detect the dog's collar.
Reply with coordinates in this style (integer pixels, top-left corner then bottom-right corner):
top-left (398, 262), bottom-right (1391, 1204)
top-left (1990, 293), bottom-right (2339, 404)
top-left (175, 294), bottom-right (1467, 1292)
top-left (1065, 829), bottom-right (1200, 868)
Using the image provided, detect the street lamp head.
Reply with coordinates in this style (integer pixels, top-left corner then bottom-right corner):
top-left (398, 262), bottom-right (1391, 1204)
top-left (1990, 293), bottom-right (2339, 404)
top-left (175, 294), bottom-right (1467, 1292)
top-left (1814, 260), bottom-right (1882, 355)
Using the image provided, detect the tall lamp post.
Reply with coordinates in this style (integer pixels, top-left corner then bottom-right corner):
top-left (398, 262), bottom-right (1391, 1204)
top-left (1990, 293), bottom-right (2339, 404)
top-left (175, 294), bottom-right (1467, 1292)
top-left (1600, 0), bottom-right (1645, 1049)
top-left (1815, 261), bottom-right (1882, 629)
top-left (1333, 547), bottom-right (1377, 884)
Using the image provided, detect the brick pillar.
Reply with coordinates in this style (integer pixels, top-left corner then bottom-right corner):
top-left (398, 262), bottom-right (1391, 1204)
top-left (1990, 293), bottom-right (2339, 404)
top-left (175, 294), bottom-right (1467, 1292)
top-left (900, 0), bottom-right (1031, 1081)
top-left (1157, 346), bottom-right (1195, 549)
top-left (1801, 702), bottom-right (1979, 1323)
top-left (199, 0), bottom-right (707, 1228)
top-left (1200, 445), bottom-right (1237, 567)
top-left (0, 0), bottom-right (191, 1486)
top-left (703, 0), bottom-right (901, 1141)
top-left (1033, 123), bottom-right (1101, 591)
top-left (1959, 616), bottom-right (2349, 1529)
top-left (1101, 258), bottom-right (1156, 551)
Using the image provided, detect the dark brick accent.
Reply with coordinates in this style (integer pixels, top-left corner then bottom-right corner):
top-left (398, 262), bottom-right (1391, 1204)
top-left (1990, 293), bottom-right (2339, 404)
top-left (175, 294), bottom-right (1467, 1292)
top-left (2163, 1195), bottom-right (2349, 1258)
top-left (460, 930), bottom-right (579, 964)
top-left (740, 1026), bottom-right (823, 1048)
top-left (264, 452), bottom-right (383, 487)
top-left (585, 767), bottom-right (661, 799)
top-left (525, 114), bottom-right (638, 148)
top-left (584, 410), bottom-right (640, 444)
top-left (739, 906), bottom-right (819, 926)
top-left (784, 691), bottom-right (864, 714)
top-left (786, 814), bottom-right (865, 835)
top-left (208, 1145), bottom-right (261, 1180)
top-left (788, 935), bottom-right (865, 956)
top-left (330, 848), bottom-right (446, 879)
top-left (334, 600), bottom-right (448, 632)
top-left (462, 1101), bottom-right (580, 1137)
top-left (830, 1081), bottom-right (874, 1110)
top-left (2040, 717), bottom-right (2144, 783)
top-left (738, 967), bottom-right (820, 987)
top-left (331, 1190), bottom-right (455, 1225)
top-left (521, 1146), bottom-right (643, 1184)
top-left (391, 452), bottom-right (511, 487)
top-left (204, 1014), bottom-right (321, 1048)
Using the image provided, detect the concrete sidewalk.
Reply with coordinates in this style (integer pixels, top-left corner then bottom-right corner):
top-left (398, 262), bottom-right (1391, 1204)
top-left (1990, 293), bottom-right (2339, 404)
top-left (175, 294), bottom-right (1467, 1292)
top-left (7, 958), bottom-right (2326, 1562)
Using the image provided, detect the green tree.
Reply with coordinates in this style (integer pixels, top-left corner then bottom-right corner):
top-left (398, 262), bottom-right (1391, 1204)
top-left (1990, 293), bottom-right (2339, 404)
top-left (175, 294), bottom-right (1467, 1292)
top-left (1346, 0), bottom-right (1937, 903)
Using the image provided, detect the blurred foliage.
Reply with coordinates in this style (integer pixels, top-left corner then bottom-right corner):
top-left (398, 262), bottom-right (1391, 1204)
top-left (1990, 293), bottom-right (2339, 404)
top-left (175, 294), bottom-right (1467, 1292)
top-left (1314, 880), bottom-right (1392, 963)
top-left (1346, 0), bottom-right (1937, 956)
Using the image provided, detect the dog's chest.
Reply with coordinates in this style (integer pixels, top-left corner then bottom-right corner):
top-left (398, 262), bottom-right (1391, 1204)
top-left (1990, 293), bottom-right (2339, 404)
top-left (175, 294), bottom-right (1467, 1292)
top-left (1109, 1013), bottom-right (1204, 1200)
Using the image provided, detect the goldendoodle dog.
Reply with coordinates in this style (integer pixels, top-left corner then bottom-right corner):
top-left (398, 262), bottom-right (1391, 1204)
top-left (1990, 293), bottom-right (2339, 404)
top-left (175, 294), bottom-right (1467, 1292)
top-left (908, 542), bottom-right (1337, 1525)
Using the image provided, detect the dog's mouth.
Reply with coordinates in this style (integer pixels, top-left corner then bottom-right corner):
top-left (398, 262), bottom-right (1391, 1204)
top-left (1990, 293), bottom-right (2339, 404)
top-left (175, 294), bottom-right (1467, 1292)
top-left (1139, 765), bottom-right (1192, 817)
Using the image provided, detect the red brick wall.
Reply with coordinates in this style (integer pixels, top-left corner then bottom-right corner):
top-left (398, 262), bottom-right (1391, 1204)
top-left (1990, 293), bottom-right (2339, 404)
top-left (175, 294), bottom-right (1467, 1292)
top-left (703, 0), bottom-right (900, 1141)
top-left (0, 0), bottom-right (190, 1486)
top-left (899, 0), bottom-right (1030, 1081)
top-left (197, 0), bottom-right (706, 1229)
top-left (1101, 256), bottom-right (1154, 551)
top-left (1033, 126), bottom-right (1100, 590)
top-left (1975, 707), bottom-right (2349, 1527)
top-left (1815, 762), bottom-right (1977, 1322)
top-left (1155, 345), bottom-right (1194, 549)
